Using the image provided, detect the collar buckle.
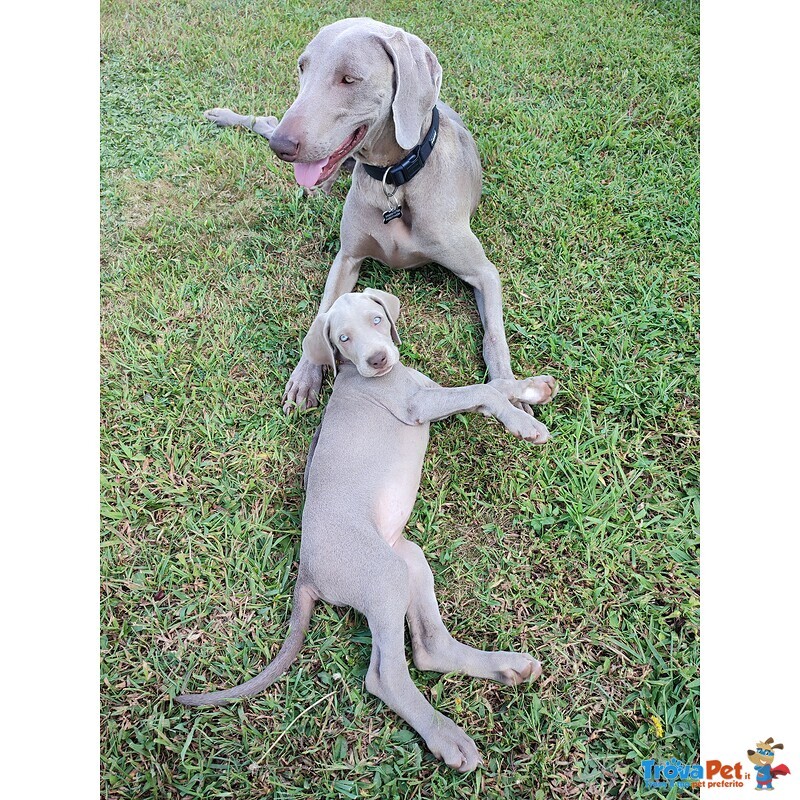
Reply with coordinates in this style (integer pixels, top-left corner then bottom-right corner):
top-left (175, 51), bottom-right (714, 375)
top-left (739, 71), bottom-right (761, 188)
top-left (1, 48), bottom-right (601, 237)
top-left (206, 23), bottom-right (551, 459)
top-left (394, 152), bottom-right (424, 184)
top-left (362, 106), bottom-right (440, 188)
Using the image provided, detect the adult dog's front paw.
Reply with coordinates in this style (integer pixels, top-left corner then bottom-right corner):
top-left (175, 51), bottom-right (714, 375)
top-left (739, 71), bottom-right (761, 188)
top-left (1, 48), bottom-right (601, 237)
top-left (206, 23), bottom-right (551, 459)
top-left (424, 717), bottom-right (482, 773)
top-left (283, 359), bottom-right (324, 414)
top-left (516, 375), bottom-right (558, 405)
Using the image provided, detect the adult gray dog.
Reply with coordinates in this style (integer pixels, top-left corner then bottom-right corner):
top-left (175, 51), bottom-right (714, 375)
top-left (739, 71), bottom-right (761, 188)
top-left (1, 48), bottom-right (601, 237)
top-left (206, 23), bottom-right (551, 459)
top-left (204, 17), bottom-right (555, 433)
top-left (177, 289), bottom-right (557, 771)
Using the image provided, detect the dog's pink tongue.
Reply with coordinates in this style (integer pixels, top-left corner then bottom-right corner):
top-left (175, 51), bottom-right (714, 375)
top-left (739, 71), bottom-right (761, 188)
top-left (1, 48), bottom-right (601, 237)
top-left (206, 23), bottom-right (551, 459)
top-left (293, 158), bottom-right (329, 188)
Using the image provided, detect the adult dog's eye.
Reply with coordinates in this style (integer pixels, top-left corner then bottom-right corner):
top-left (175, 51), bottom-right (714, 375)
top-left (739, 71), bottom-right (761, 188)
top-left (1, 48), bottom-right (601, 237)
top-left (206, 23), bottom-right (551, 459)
top-left (372, 316), bottom-right (381, 325)
top-left (342, 75), bottom-right (355, 85)
top-left (339, 334), bottom-right (349, 342)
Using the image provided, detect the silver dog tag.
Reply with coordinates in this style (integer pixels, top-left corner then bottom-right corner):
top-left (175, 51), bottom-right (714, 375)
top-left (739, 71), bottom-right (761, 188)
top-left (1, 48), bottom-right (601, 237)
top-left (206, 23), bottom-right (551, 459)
top-left (381, 167), bottom-right (402, 224)
top-left (383, 205), bottom-right (402, 224)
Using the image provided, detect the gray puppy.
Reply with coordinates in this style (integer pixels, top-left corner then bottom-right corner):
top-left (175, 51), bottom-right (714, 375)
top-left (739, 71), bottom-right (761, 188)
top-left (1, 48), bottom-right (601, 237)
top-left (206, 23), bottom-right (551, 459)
top-left (177, 289), bottom-right (557, 772)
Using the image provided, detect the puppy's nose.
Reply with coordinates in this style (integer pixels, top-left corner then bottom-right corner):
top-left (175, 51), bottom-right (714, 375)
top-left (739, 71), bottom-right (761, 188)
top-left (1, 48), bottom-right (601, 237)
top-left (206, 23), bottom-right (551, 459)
top-left (368, 351), bottom-right (388, 369)
top-left (269, 133), bottom-right (300, 162)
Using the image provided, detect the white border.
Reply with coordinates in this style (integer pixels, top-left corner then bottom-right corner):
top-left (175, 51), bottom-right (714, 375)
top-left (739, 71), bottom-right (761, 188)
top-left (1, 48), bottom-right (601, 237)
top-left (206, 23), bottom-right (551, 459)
top-left (3, 3), bottom-right (100, 798)
top-left (701, 0), bottom-right (799, 795)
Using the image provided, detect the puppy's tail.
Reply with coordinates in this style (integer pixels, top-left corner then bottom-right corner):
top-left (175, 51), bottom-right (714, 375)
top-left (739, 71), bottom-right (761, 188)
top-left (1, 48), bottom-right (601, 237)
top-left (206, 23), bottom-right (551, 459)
top-left (176, 584), bottom-right (316, 707)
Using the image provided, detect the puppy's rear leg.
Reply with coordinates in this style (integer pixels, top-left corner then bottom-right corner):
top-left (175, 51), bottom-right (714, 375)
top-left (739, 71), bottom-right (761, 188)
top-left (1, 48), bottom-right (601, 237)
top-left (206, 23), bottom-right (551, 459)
top-left (362, 556), bottom-right (481, 773)
top-left (396, 539), bottom-right (542, 686)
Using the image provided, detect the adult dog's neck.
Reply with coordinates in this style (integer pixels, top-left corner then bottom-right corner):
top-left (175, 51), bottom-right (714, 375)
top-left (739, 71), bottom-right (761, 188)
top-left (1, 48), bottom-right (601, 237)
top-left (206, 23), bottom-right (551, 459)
top-left (355, 110), bottom-right (435, 167)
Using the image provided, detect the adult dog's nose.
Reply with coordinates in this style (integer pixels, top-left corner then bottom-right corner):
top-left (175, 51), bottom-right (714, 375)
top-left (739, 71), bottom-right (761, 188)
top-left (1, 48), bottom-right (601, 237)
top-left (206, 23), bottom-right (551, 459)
top-left (368, 351), bottom-right (388, 369)
top-left (269, 132), bottom-right (300, 161)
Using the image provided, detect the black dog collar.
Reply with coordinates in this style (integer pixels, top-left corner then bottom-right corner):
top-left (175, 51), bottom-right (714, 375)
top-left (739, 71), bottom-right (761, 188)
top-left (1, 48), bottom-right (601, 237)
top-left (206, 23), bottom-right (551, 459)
top-left (361, 106), bottom-right (440, 187)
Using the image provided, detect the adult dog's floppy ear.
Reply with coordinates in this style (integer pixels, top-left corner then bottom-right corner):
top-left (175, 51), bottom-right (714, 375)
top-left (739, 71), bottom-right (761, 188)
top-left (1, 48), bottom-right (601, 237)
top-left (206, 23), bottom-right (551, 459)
top-left (363, 288), bottom-right (401, 344)
top-left (379, 29), bottom-right (442, 150)
top-left (302, 313), bottom-right (337, 376)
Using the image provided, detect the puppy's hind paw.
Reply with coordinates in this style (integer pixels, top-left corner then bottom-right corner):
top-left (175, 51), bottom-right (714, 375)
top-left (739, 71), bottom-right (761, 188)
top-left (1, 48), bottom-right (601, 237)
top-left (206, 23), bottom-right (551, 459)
top-left (424, 719), bottom-right (483, 773)
top-left (495, 653), bottom-right (542, 686)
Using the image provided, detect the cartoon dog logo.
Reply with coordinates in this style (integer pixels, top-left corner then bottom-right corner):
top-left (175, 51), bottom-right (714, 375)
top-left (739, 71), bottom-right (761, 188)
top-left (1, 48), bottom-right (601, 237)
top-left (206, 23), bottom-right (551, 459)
top-left (747, 738), bottom-right (791, 790)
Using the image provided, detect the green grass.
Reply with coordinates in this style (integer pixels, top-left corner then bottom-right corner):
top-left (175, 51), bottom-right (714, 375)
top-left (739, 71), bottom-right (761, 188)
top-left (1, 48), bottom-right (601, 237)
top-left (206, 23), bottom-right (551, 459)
top-left (100, 0), bottom-right (699, 797)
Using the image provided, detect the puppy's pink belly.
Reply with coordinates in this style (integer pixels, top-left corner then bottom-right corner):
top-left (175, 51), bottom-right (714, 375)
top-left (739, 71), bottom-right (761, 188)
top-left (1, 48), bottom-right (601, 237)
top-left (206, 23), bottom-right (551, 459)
top-left (375, 484), bottom-right (418, 547)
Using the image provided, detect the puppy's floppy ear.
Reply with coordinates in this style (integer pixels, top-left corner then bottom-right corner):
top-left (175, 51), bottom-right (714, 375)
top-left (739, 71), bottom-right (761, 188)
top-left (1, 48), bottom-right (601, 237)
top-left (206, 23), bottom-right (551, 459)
top-left (363, 288), bottom-right (401, 344)
top-left (378, 28), bottom-right (442, 150)
top-left (302, 313), bottom-right (337, 376)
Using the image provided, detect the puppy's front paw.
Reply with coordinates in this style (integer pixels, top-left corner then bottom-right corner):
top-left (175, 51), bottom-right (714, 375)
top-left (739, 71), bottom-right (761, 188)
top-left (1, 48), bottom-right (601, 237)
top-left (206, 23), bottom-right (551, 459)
top-left (505, 408), bottom-right (550, 444)
top-left (516, 375), bottom-right (558, 405)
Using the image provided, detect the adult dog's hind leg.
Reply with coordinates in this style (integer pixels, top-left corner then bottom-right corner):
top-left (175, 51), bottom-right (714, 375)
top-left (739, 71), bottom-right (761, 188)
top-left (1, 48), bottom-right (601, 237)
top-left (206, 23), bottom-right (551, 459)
top-left (395, 539), bottom-right (541, 686)
top-left (203, 108), bottom-right (279, 140)
top-left (361, 554), bottom-right (482, 773)
top-left (202, 110), bottom-right (346, 194)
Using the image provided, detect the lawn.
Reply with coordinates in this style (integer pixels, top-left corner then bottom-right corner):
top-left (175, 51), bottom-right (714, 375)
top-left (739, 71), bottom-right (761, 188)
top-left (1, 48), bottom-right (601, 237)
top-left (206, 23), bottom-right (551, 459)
top-left (100, 0), bottom-right (699, 797)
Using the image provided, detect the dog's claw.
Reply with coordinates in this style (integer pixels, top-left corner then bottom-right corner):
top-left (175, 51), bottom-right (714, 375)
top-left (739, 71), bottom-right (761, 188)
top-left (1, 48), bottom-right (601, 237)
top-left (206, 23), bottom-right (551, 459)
top-left (512, 399), bottom-right (536, 416)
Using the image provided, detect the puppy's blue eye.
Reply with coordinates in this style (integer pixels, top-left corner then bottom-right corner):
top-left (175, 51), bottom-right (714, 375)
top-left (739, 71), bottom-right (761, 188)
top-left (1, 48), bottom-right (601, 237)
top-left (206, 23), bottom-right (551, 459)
top-left (373, 316), bottom-right (382, 325)
top-left (339, 334), bottom-right (349, 342)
